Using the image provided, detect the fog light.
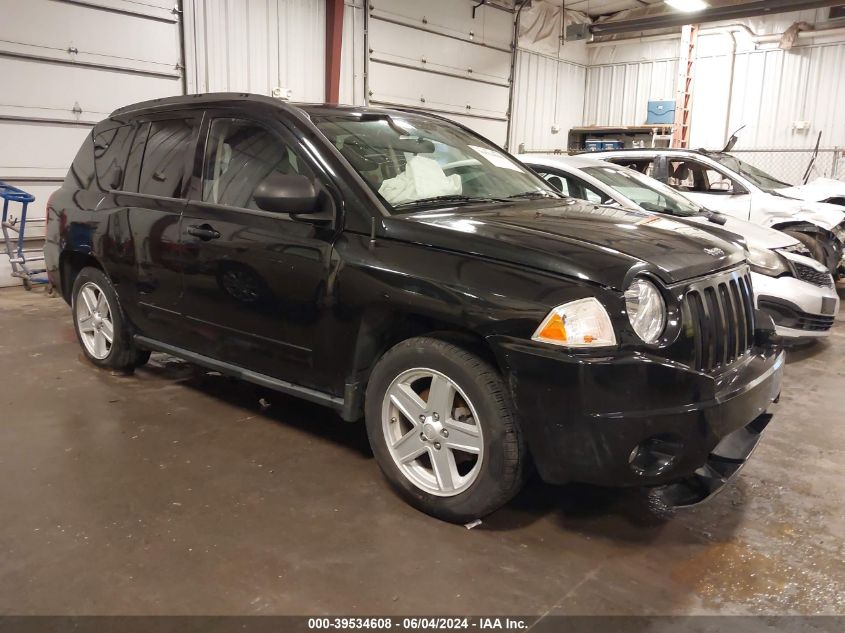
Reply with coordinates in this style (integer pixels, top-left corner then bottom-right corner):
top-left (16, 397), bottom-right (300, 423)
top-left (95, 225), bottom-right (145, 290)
top-left (628, 435), bottom-right (685, 477)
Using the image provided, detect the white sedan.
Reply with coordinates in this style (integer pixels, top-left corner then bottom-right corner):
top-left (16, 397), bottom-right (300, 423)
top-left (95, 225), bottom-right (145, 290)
top-left (519, 153), bottom-right (839, 340)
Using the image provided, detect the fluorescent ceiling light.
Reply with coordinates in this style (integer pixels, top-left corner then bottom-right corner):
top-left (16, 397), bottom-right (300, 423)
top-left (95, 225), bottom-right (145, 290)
top-left (665, 0), bottom-right (709, 11)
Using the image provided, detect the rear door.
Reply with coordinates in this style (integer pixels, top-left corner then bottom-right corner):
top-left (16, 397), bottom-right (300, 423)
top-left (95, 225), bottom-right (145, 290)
top-left (175, 110), bottom-right (339, 390)
top-left (110, 112), bottom-right (202, 343)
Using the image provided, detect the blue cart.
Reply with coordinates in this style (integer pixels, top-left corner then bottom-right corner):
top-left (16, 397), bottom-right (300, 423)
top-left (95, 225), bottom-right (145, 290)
top-left (1, 181), bottom-right (47, 291)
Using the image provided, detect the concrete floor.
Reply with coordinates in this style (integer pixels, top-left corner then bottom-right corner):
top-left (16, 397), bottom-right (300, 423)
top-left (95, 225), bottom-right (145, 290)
top-left (0, 285), bottom-right (843, 617)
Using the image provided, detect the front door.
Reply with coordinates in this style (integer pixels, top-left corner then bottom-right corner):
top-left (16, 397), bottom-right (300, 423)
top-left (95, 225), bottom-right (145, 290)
top-left (664, 159), bottom-right (753, 221)
top-left (176, 114), bottom-right (338, 390)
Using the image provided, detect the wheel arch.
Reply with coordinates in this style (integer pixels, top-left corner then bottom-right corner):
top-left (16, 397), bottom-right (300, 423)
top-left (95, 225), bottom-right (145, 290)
top-left (347, 309), bottom-right (504, 403)
top-left (58, 250), bottom-right (104, 305)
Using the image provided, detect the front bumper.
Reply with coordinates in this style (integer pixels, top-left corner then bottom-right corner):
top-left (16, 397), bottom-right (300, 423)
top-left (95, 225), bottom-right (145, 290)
top-left (652, 412), bottom-right (771, 507)
top-left (753, 272), bottom-right (839, 338)
top-left (490, 336), bottom-right (784, 491)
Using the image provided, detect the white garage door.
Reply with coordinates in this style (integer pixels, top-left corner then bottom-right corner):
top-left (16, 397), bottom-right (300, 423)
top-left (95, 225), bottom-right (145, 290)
top-left (0, 0), bottom-right (183, 285)
top-left (367, 0), bottom-right (513, 146)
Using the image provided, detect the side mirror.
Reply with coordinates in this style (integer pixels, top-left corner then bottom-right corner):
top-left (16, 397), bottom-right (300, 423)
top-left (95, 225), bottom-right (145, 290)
top-left (254, 173), bottom-right (320, 215)
top-left (651, 156), bottom-right (670, 183)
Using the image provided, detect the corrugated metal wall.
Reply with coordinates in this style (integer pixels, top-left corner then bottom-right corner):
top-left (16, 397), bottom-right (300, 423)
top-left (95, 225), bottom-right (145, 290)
top-left (0, 0), bottom-right (183, 287)
top-left (340, 0), bottom-right (366, 105)
top-left (510, 50), bottom-right (586, 152)
top-left (691, 34), bottom-right (845, 150)
top-left (182, 0), bottom-right (326, 101)
top-left (583, 39), bottom-right (679, 127)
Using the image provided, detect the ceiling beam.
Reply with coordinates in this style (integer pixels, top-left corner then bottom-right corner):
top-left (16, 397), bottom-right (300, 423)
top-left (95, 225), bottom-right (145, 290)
top-left (591, 0), bottom-right (843, 36)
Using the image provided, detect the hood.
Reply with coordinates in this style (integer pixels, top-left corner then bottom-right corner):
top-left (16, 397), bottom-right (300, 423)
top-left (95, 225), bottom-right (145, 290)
top-left (383, 199), bottom-right (746, 290)
top-left (754, 193), bottom-right (845, 231)
top-left (776, 178), bottom-right (845, 204)
top-left (685, 214), bottom-right (796, 250)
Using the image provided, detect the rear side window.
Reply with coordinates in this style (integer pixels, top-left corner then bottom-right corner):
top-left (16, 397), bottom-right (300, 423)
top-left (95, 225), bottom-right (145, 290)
top-left (201, 118), bottom-right (313, 211)
top-left (64, 133), bottom-right (97, 190)
top-left (138, 118), bottom-right (199, 198)
top-left (123, 122), bottom-right (150, 194)
top-left (536, 170), bottom-right (609, 204)
top-left (93, 125), bottom-right (133, 190)
top-left (540, 172), bottom-right (570, 196)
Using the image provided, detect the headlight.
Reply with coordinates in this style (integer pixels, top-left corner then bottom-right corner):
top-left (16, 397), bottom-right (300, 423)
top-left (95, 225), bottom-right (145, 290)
top-left (746, 246), bottom-right (788, 276)
top-left (624, 279), bottom-right (666, 344)
top-left (532, 297), bottom-right (617, 348)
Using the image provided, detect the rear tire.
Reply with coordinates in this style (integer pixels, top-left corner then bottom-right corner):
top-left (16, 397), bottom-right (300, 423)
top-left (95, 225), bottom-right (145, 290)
top-left (365, 336), bottom-right (528, 523)
top-left (71, 267), bottom-right (142, 371)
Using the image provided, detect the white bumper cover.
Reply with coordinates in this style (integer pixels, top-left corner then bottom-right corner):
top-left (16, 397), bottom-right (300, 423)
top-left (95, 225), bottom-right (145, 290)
top-left (751, 272), bottom-right (839, 339)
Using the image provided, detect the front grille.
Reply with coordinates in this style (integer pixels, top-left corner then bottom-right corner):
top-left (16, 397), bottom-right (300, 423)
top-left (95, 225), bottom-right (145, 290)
top-left (792, 262), bottom-right (833, 288)
top-left (797, 314), bottom-right (835, 331)
top-left (685, 270), bottom-right (755, 372)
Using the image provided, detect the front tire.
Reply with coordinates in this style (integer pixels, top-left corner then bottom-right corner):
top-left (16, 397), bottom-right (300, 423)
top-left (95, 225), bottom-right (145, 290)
top-left (71, 267), bottom-right (143, 371)
top-left (783, 230), bottom-right (831, 272)
top-left (365, 337), bottom-right (528, 523)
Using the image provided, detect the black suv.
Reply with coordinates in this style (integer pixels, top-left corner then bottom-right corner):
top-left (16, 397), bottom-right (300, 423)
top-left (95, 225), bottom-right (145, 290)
top-left (45, 94), bottom-right (784, 522)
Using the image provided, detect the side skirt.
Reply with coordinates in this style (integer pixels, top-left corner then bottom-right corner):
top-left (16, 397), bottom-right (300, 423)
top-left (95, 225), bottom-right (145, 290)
top-left (134, 335), bottom-right (362, 421)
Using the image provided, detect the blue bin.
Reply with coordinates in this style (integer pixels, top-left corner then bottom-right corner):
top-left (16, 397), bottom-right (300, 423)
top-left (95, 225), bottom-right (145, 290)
top-left (602, 140), bottom-right (624, 150)
top-left (647, 100), bottom-right (676, 124)
top-left (585, 139), bottom-right (603, 152)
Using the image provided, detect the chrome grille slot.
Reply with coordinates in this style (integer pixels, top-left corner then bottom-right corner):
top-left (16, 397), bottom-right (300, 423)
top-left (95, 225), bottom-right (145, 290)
top-left (686, 269), bottom-right (755, 372)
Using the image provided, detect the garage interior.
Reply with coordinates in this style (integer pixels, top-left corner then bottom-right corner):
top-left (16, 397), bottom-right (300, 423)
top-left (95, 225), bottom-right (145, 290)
top-left (1, 0), bottom-right (844, 620)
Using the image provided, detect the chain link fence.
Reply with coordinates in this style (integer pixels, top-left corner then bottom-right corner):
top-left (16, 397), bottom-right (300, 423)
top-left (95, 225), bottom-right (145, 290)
top-left (729, 148), bottom-right (845, 187)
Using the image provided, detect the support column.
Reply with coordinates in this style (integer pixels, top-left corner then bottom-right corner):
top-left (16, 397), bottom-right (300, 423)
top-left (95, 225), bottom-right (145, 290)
top-left (326, 0), bottom-right (345, 103)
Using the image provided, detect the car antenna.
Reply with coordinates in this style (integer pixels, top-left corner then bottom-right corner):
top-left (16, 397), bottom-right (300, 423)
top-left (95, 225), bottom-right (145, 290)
top-left (722, 124), bottom-right (746, 152)
top-left (802, 131), bottom-right (822, 185)
top-left (370, 217), bottom-right (377, 248)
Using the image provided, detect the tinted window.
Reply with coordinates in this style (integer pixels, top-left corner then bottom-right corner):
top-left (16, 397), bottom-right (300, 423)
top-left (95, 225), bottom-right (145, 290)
top-left (93, 125), bottom-right (133, 190)
top-left (201, 118), bottom-right (312, 211)
top-left (139, 119), bottom-right (198, 198)
top-left (123, 122), bottom-right (150, 194)
top-left (64, 132), bottom-right (97, 190)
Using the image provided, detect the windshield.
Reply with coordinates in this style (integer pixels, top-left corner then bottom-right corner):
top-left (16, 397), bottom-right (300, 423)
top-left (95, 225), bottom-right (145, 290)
top-left (706, 153), bottom-right (791, 191)
top-left (312, 112), bottom-right (558, 212)
top-left (582, 165), bottom-right (703, 217)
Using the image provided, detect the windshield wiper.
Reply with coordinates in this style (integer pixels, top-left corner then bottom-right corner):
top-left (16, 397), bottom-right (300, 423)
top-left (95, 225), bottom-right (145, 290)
top-left (507, 191), bottom-right (560, 200)
top-left (391, 194), bottom-right (505, 210)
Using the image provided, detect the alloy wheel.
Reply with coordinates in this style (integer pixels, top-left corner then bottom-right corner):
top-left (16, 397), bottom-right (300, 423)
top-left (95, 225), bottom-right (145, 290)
top-left (75, 281), bottom-right (114, 360)
top-left (381, 368), bottom-right (484, 496)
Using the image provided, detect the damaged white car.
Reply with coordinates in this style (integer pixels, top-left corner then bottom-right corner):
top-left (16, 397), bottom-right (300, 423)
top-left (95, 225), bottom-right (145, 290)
top-left (591, 148), bottom-right (845, 277)
top-left (521, 154), bottom-right (840, 340)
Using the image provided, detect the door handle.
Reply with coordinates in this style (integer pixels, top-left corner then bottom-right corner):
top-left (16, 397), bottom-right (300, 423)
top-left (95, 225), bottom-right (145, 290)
top-left (187, 224), bottom-right (221, 241)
